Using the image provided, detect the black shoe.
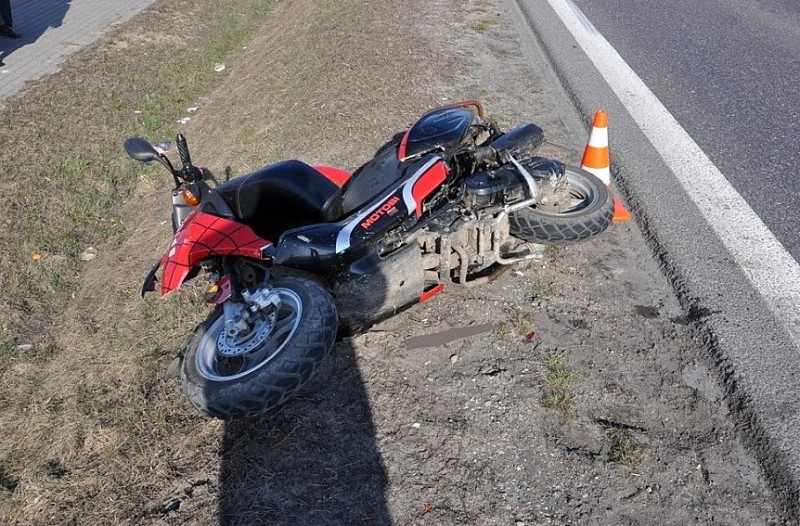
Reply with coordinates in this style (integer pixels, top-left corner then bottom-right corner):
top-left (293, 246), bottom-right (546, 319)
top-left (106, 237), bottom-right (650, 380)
top-left (0, 25), bottom-right (21, 39)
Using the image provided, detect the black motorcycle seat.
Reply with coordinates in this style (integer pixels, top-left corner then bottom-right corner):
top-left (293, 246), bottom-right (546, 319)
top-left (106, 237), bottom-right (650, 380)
top-left (216, 160), bottom-right (344, 242)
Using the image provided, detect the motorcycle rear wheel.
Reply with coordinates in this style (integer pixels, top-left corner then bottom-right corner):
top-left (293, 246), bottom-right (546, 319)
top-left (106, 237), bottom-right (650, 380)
top-left (509, 165), bottom-right (613, 244)
top-left (181, 276), bottom-right (337, 419)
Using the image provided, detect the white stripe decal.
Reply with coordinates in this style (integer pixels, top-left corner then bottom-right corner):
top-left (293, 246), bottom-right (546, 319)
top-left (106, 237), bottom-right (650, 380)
top-left (335, 200), bottom-right (387, 254)
top-left (402, 157), bottom-right (441, 214)
top-left (548, 0), bottom-right (800, 344)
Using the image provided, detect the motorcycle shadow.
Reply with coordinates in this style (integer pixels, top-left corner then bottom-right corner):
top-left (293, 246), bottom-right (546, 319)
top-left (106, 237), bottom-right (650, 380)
top-left (217, 340), bottom-right (391, 526)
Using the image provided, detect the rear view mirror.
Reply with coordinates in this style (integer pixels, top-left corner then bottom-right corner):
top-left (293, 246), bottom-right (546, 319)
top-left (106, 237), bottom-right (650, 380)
top-left (124, 137), bottom-right (160, 163)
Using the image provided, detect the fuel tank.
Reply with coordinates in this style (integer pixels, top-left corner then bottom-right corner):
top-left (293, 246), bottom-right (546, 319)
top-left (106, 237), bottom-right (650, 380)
top-left (399, 107), bottom-right (475, 159)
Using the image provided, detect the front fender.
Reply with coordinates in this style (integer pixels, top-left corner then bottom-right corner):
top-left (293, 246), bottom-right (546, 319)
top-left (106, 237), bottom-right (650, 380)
top-left (154, 211), bottom-right (273, 296)
top-left (141, 259), bottom-right (161, 297)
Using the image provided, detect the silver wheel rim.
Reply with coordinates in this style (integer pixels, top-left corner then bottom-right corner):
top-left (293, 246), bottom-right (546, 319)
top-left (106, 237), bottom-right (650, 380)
top-left (562, 171), bottom-right (597, 213)
top-left (536, 170), bottom-right (599, 216)
top-left (195, 287), bottom-right (303, 381)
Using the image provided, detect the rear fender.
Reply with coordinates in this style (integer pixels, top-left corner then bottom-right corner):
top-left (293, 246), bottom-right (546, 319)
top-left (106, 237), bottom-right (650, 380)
top-left (153, 211), bottom-right (273, 296)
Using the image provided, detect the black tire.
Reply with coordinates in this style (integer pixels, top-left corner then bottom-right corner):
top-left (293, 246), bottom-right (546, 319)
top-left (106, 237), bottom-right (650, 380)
top-left (181, 276), bottom-right (338, 419)
top-left (509, 165), bottom-right (613, 244)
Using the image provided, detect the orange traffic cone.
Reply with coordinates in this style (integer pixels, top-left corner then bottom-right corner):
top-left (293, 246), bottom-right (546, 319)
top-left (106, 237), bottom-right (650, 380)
top-left (580, 110), bottom-right (631, 222)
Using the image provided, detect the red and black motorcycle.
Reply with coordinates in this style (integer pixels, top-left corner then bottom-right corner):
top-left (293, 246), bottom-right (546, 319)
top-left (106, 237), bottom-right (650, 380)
top-left (124, 101), bottom-right (613, 419)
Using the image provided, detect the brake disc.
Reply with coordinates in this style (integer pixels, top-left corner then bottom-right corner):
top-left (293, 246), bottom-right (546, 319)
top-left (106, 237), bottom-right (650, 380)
top-left (216, 310), bottom-right (277, 357)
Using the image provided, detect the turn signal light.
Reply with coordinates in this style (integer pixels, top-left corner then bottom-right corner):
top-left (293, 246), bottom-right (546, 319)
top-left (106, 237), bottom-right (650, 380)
top-left (181, 187), bottom-right (201, 206)
top-left (203, 283), bottom-right (219, 303)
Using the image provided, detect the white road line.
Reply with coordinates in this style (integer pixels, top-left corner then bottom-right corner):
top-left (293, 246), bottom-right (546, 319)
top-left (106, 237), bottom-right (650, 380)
top-left (547, 0), bottom-right (800, 344)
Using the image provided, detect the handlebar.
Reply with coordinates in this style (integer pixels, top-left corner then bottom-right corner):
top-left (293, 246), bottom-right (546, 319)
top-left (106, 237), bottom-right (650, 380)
top-left (175, 134), bottom-right (202, 183)
top-left (177, 134), bottom-right (192, 167)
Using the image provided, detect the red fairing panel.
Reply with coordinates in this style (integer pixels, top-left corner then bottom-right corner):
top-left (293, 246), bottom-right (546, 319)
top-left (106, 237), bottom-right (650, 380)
top-left (159, 211), bottom-right (272, 295)
top-left (313, 165), bottom-right (352, 187)
top-left (410, 161), bottom-right (448, 217)
top-left (397, 129), bottom-right (412, 160)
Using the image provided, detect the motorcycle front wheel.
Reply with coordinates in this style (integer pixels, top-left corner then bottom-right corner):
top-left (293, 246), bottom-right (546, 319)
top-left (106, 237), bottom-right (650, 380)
top-left (509, 165), bottom-right (613, 244)
top-left (181, 276), bottom-right (338, 419)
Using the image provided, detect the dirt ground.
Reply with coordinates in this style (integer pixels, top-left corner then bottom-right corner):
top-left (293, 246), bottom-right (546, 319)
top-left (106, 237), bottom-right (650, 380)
top-left (0, 0), bottom-right (788, 524)
top-left (183, 0), bottom-right (783, 524)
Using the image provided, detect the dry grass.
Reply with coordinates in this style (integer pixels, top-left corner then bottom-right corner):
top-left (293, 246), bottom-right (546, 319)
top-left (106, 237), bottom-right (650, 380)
top-left (0, 0), bottom-right (453, 523)
top-left (0, 1), bottom-right (281, 523)
top-left (186, 0), bottom-right (444, 174)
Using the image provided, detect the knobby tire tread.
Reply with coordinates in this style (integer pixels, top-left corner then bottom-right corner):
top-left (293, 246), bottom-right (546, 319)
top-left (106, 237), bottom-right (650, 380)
top-left (509, 166), bottom-right (613, 244)
top-left (181, 277), bottom-right (337, 419)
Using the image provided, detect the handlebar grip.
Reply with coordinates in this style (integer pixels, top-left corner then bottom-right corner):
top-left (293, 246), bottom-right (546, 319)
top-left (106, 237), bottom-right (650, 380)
top-left (176, 133), bottom-right (192, 167)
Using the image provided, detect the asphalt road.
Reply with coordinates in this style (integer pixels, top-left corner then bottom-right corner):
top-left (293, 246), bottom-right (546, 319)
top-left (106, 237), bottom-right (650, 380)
top-left (509, 0), bottom-right (800, 517)
top-left (570, 0), bottom-right (800, 260)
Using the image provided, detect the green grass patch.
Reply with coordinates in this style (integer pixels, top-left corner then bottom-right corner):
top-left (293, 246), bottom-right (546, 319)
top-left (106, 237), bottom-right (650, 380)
top-left (0, 0), bottom-right (278, 354)
top-left (541, 356), bottom-right (578, 418)
top-left (498, 310), bottom-right (534, 341)
top-left (473, 19), bottom-right (498, 34)
top-left (537, 282), bottom-right (559, 299)
top-left (607, 427), bottom-right (644, 471)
